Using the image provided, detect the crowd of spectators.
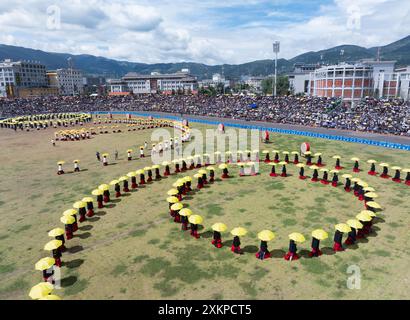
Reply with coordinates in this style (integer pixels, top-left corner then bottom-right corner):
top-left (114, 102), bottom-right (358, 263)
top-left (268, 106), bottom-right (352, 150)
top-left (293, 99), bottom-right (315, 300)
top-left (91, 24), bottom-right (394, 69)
top-left (0, 94), bottom-right (409, 136)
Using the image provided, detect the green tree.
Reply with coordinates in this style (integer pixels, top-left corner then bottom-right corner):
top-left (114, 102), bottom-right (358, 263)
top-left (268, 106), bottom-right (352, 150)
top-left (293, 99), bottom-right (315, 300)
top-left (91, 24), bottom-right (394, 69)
top-left (261, 76), bottom-right (290, 96)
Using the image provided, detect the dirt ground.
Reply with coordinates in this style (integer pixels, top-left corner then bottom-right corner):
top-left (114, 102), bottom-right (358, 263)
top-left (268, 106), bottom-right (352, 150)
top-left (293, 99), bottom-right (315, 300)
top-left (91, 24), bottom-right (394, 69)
top-left (0, 117), bottom-right (409, 300)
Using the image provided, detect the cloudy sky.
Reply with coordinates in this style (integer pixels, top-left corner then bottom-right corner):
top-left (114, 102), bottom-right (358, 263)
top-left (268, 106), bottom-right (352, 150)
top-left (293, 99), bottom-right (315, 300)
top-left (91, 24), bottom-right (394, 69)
top-left (0, 0), bottom-right (409, 65)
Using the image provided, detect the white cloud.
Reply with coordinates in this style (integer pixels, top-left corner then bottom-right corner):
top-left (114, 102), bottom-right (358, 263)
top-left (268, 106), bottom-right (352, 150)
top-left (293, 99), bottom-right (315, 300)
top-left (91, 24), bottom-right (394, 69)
top-left (0, 0), bottom-right (408, 65)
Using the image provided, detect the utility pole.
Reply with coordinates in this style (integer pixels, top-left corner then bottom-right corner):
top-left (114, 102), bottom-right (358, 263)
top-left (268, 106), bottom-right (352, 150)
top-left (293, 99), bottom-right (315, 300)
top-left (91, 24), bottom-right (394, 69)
top-left (67, 57), bottom-right (75, 96)
top-left (272, 41), bottom-right (280, 98)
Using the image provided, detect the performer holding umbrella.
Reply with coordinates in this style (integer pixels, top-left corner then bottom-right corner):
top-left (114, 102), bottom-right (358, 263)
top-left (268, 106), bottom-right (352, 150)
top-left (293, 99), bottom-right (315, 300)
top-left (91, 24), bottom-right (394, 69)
top-left (279, 161), bottom-right (287, 177)
top-left (333, 155), bottom-right (343, 170)
top-left (73, 160), bottom-right (80, 172)
top-left (367, 160), bottom-right (377, 175)
top-left (35, 257), bottom-right (55, 283)
top-left (320, 168), bottom-right (329, 184)
top-left (330, 170), bottom-right (339, 187)
top-left (268, 162), bottom-right (278, 177)
top-left (219, 163), bottom-right (229, 178)
top-left (333, 224), bottom-right (351, 252)
top-left (315, 153), bottom-right (324, 166)
top-left (189, 215), bottom-right (203, 239)
top-left (198, 169), bottom-right (208, 184)
top-left (262, 150), bottom-right (270, 163)
top-left (110, 180), bottom-right (121, 198)
top-left (63, 209), bottom-right (78, 232)
top-left (102, 153), bottom-right (109, 166)
top-left (207, 166), bottom-right (215, 182)
top-left (211, 223), bottom-right (227, 248)
top-left (171, 202), bottom-right (183, 223)
top-left (173, 160), bottom-right (181, 173)
top-left (195, 154), bottom-right (202, 168)
top-left (181, 159), bottom-right (188, 171)
top-left (351, 157), bottom-right (360, 172)
top-left (309, 229), bottom-right (328, 257)
top-left (282, 151), bottom-right (290, 164)
top-left (48, 228), bottom-right (66, 252)
top-left (284, 233), bottom-right (305, 261)
top-left (296, 163), bottom-right (306, 179)
top-left (291, 151), bottom-right (299, 164)
top-left (180, 208), bottom-right (192, 230)
top-left (99, 184), bottom-right (110, 202)
top-left (230, 227), bottom-right (247, 254)
top-left (119, 176), bottom-right (129, 193)
top-left (194, 173), bottom-right (203, 189)
top-left (82, 197), bottom-right (94, 217)
top-left (256, 230), bottom-right (275, 260)
top-left (187, 156), bottom-right (195, 170)
top-left (345, 219), bottom-right (363, 245)
top-left (310, 165), bottom-right (319, 182)
top-left (167, 196), bottom-right (179, 215)
top-left (145, 167), bottom-right (153, 182)
top-left (356, 211), bottom-right (372, 238)
top-left (152, 165), bottom-right (161, 180)
top-left (92, 189), bottom-right (103, 209)
top-left (342, 174), bottom-right (352, 192)
top-left (379, 163), bottom-right (389, 178)
top-left (272, 150), bottom-right (280, 163)
top-left (57, 161), bottom-right (65, 175)
top-left (183, 176), bottom-right (193, 191)
top-left (225, 151), bottom-right (232, 164)
top-left (127, 149), bottom-right (133, 161)
top-left (44, 240), bottom-right (63, 268)
top-left (60, 215), bottom-right (75, 240)
top-left (127, 172), bottom-right (138, 189)
top-left (403, 168), bottom-right (410, 186)
top-left (136, 169), bottom-right (146, 185)
top-left (73, 201), bottom-right (87, 223)
top-left (304, 151), bottom-right (313, 165)
top-left (162, 161), bottom-right (171, 176)
top-left (391, 166), bottom-right (402, 183)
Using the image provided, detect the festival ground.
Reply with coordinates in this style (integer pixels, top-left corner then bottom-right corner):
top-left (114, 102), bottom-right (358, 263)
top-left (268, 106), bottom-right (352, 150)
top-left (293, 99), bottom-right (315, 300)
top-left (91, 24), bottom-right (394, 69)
top-left (0, 117), bottom-right (409, 300)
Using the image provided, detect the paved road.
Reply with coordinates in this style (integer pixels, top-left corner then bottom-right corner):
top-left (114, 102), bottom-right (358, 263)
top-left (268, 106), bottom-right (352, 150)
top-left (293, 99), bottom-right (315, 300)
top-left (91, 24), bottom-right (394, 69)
top-left (126, 111), bottom-right (410, 146)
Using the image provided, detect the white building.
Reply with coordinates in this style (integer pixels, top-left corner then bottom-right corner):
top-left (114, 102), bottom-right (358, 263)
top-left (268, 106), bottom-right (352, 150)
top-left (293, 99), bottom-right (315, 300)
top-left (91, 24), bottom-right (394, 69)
top-left (0, 59), bottom-right (48, 97)
top-left (198, 73), bottom-right (230, 90)
top-left (108, 69), bottom-right (198, 95)
top-left (244, 76), bottom-right (266, 92)
top-left (288, 63), bottom-right (320, 95)
top-left (47, 68), bottom-right (84, 95)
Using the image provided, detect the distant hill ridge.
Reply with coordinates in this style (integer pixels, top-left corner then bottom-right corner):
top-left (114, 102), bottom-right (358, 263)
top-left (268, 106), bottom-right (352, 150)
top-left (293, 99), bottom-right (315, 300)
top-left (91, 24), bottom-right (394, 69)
top-left (1, 35), bottom-right (409, 79)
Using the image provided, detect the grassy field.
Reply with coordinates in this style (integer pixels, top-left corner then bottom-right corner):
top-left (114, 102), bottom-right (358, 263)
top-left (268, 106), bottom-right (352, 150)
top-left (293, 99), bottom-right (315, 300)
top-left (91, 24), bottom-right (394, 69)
top-left (0, 117), bottom-right (409, 300)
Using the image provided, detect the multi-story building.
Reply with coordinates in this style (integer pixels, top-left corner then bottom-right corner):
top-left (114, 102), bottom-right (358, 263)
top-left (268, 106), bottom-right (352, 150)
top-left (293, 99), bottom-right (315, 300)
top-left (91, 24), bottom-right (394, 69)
top-left (198, 73), bottom-right (230, 90)
top-left (0, 59), bottom-right (48, 97)
top-left (309, 63), bottom-right (374, 101)
top-left (47, 68), bottom-right (84, 96)
top-left (308, 60), bottom-right (410, 102)
top-left (108, 69), bottom-right (198, 95)
top-left (243, 76), bottom-right (266, 92)
top-left (288, 63), bottom-right (321, 95)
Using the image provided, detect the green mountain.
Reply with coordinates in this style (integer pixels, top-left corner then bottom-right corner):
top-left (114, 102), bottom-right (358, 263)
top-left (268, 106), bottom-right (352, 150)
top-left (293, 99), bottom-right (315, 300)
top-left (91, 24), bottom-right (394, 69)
top-left (0, 35), bottom-right (409, 79)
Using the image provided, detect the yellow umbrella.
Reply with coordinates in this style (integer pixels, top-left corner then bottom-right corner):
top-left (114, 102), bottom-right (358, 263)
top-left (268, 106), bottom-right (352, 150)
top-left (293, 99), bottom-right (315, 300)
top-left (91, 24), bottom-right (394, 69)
top-left (162, 161), bottom-right (171, 166)
top-left (35, 257), bottom-right (55, 271)
top-left (183, 176), bottom-right (192, 182)
top-left (135, 169), bottom-right (144, 175)
top-left (73, 160), bottom-right (80, 163)
top-left (366, 201), bottom-right (381, 209)
top-left (118, 176), bottom-right (128, 182)
top-left (319, 168), bottom-right (329, 172)
top-left (335, 223), bottom-right (352, 233)
top-left (402, 168), bottom-right (410, 173)
top-left (166, 196), bottom-right (179, 204)
top-left (258, 230), bottom-right (275, 241)
top-left (171, 203), bottom-right (183, 211)
top-left (342, 174), bottom-right (352, 179)
top-left (188, 214), bottom-right (203, 224)
top-left (39, 295), bottom-right (61, 300)
top-left (109, 180), bottom-right (119, 186)
top-left (314, 152), bottom-right (322, 157)
top-left (219, 164), bottom-right (228, 169)
top-left (296, 163), bottom-right (305, 168)
top-left (48, 228), bottom-right (65, 237)
top-left (282, 151), bottom-right (290, 155)
top-left (211, 223), bottom-right (227, 232)
top-left (193, 173), bottom-right (202, 179)
top-left (57, 161), bottom-right (65, 165)
top-left (351, 178), bottom-right (361, 183)
top-left (73, 201), bottom-right (86, 209)
top-left (91, 189), bottom-right (102, 196)
top-left (364, 192), bottom-right (378, 198)
top-left (391, 166), bottom-right (401, 171)
top-left (173, 181), bottom-right (184, 188)
top-left (311, 229), bottom-right (328, 240)
top-left (291, 151), bottom-right (299, 155)
top-left (167, 189), bottom-right (179, 196)
top-left (127, 149), bottom-right (133, 152)
top-left (63, 209), bottom-right (77, 216)
top-left (152, 165), bottom-right (160, 169)
top-left (288, 232), bottom-right (305, 243)
top-left (230, 227), bottom-right (247, 236)
top-left (267, 162), bottom-right (277, 166)
top-left (347, 219), bottom-right (363, 229)
top-left (127, 171), bottom-right (136, 177)
top-left (60, 215), bottom-right (75, 224)
top-left (351, 157), bottom-right (360, 161)
top-left (278, 161), bottom-right (287, 165)
top-left (98, 184), bottom-right (109, 191)
top-left (363, 187), bottom-right (375, 192)
top-left (82, 197), bottom-right (94, 203)
top-left (357, 181), bottom-right (368, 187)
top-left (309, 165), bottom-right (319, 170)
top-left (179, 208), bottom-right (193, 217)
top-left (198, 169), bottom-right (207, 175)
top-left (329, 169), bottom-right (339, 173)
top-left (102, 153), bottom-right (109, 157)
top-left (356, 212), bottom-right (372, 222)
top-left (29, 282), bottom-right (54, 299)
top-left (262, 150), bottom-right (270, 154)
top-left (332, 155), bottom-right (341, 159)
top-left (360, 210), bottom-right (376, 217)
top-left (44, 240), bottom-right (62, 251)
top-left (304, 151), bottom-right (312, 155)
top-left (379, 163), bottom-right (389, 167)
top-left (206, 166), bottom-right (215, 171)
top-left (367, 159), bottom-right (377, 164)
